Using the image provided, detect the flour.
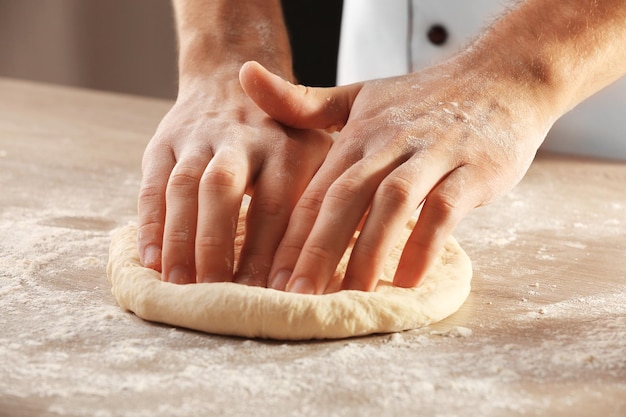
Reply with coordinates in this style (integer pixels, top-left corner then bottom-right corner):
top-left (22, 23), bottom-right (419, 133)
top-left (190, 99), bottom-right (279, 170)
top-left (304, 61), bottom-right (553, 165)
top-left (2, 168), bottom-right (626, 417)
top-left (431, 325), bottom-right (474, 338)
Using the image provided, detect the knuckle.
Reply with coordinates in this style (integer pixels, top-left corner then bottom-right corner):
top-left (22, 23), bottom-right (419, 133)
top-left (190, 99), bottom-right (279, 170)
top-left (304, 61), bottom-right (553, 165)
top-left (138, 208), bottom-right (163, 230)
top-left (142, 137), bottom-right (168, 155)
top-left (296, 189), bottom-right (326, 214)
top-left (326, 178), bottom-right (362, 204)
top-left (168, 168), bottom-right (201, 189)
top-left (141, 141), bottom-right (173, 171)
top-left (200, 167), bottom-right (239, 190)
top-left (303, 243), bottom-right (335, 264)
top-left (378, 175), bottom-right (414, 206)
top-left (137, 183), bottom-right (163, 206)
top-left (427, 188), bottom-right (467, 223)
top-left (344, 119), bottom-right (369, 135)
top-left (428, 189), bottom-right (463, 219)
top-left (137, 193), bottom-right (164, 230)
top-left (278, 240), bottom-right (304, 257)
top-left (195, 234), bottom-right (227, 252)
top-left (166, 228), bottom-right (193, 245)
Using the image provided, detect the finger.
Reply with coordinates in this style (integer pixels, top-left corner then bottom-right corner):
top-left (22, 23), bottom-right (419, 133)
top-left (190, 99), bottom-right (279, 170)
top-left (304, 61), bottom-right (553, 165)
top-left (267, 150), bottom-right (358, 291)
top-left (161, 153), bottom-right (208, 284)
top-left (283, 152), bottom-right (401, 294)
top-left (393, 165), bottom-right (487, 288)
top-left (239, 60), bottom-right (362, 131)
top-left (195, 150), bottom-right (249, 283)
top-left (341, 153), bottom-right (453, 291)
top-left (234, 137), bottom-right (325, 287)
top-left (137, 142), bottom-right (176, 272)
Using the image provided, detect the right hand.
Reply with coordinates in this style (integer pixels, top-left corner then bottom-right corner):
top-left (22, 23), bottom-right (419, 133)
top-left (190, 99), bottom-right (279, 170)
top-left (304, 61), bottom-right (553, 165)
top-left (239, 60), bottom-right (555, 294)
top-left (137, 75), bottom-right (332, 286)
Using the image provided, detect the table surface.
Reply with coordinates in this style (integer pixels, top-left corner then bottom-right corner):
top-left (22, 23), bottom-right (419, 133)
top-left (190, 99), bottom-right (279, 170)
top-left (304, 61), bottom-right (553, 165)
top-left (1, 78), bottom-right (625, 417)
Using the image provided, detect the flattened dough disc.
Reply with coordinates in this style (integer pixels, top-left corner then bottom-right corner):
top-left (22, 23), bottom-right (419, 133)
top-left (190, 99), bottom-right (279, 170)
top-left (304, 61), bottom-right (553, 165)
top-left (107, 213), bottom-right (472, 340)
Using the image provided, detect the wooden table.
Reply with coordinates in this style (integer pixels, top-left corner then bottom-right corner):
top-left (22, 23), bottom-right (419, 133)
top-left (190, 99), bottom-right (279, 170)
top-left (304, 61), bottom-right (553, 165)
top-left (1, 78), bottom-right (625, 417)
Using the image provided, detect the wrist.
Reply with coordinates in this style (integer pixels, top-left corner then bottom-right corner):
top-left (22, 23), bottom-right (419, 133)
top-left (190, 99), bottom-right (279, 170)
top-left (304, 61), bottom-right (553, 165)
top-left (176, 38), bottom-right (293, 105)
top-left (174, 0), bottom-right (294, 89)
top-left (450, 26), bottom-right (565, 129)
top-left (177, 31), bottom-right (294, 82)
top-left (453, 47), bottom-right (560, 126)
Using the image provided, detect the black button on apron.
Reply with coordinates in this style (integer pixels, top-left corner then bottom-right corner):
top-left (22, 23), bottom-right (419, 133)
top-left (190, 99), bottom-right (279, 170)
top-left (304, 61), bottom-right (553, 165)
top-left (427, 24), bottom-right (448, 46)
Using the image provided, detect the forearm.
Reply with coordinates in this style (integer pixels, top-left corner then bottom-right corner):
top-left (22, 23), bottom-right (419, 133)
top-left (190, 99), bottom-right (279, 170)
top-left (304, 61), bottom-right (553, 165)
top-left (461, 0), bottom-right (626, 118)
top-left (172, 0), bottom-right (293, 91)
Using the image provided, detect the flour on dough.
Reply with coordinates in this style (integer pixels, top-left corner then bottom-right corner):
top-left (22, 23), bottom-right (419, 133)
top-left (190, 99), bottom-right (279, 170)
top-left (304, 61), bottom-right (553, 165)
top-left (107, 208), bottom-right (472, 340)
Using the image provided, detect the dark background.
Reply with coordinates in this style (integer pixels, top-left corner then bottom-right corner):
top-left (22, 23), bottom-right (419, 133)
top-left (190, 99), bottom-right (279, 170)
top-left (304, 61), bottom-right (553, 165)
top-left (282, 0), bottom-right (343, 87)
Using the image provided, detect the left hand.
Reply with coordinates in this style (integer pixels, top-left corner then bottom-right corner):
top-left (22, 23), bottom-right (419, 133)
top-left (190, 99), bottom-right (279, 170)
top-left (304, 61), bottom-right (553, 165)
top-left (239, 58), bottom-right (555, 293)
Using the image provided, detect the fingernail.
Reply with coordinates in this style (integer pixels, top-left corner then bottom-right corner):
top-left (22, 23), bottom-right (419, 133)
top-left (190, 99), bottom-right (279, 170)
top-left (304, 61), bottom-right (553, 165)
top-left (143, 244), bottom-right (161, 269)
top-left (288, 277), bottom-right (315, 294)
top-left (167, 266), bottom-right (190, 285)
top-left (269, 270), bottom-right (291, 290)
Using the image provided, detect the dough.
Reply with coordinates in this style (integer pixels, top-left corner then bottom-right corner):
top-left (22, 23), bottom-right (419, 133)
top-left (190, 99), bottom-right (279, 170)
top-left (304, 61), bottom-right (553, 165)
top-left (107, 209), bottom-right (472, 340)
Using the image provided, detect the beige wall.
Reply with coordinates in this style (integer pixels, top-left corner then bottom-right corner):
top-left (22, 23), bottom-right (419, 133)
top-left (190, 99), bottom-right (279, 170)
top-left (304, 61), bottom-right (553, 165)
top-left (0, 0), bottom-right (178, 99)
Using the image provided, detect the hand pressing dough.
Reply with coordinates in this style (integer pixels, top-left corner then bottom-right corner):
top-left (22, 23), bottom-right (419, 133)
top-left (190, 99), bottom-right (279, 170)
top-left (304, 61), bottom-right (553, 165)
top-left (107, 210), bottom-right (472, 340)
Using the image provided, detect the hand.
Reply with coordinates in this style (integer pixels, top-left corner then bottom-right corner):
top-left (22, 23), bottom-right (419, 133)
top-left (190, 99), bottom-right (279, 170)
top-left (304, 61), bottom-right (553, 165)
top-left (137, 75), bottom-right (332, 286)
top-left (240, 59), bottom-right (555, 293)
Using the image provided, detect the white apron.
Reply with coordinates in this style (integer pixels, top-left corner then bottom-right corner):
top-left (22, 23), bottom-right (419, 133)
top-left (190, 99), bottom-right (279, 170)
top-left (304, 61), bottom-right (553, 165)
top-left (337, 0), bottom-right (626, 160)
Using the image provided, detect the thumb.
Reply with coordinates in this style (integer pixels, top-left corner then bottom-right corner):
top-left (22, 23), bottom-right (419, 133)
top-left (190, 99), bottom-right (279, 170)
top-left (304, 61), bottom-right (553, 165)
top-left (239, 61), bottom-right (362, 132)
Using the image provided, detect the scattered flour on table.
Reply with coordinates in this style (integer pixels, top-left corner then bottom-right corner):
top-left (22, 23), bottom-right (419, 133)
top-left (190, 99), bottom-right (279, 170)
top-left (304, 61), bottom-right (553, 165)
top-left (431, 326), bottom-right (473, 338)
top-left (1, 205), bottom-right (625, 417)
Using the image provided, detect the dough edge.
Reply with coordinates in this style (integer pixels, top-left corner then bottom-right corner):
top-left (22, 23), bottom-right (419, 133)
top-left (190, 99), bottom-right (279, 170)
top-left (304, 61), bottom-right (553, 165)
top-left (107, 225), bottom-right (472, 340)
